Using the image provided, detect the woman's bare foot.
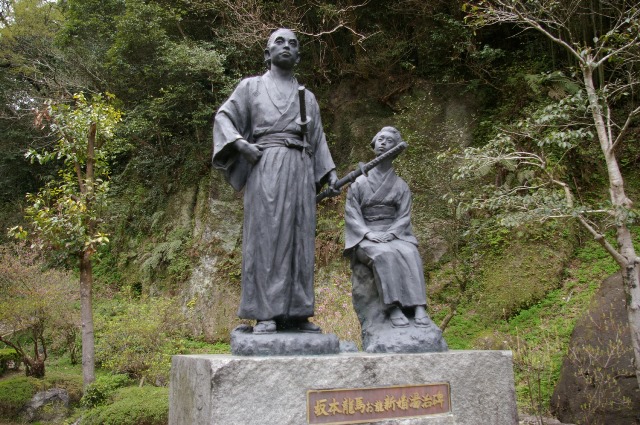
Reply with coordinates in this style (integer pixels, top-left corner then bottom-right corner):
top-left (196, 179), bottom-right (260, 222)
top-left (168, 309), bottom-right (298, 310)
top-left (414, 306), bottom-right (430, 327)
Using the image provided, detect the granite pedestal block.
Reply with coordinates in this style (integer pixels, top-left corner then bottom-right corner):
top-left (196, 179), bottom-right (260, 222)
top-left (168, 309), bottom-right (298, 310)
top-left (169, 351), bottom-right (518, 425)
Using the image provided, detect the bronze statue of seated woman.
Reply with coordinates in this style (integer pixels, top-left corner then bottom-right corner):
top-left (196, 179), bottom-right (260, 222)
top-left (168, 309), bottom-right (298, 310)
top-left (344, 127), bottom-right (432, 329)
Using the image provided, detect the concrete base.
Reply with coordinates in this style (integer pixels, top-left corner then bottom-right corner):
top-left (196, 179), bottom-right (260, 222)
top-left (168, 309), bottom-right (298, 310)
top-left (169, 351), bottom-right (518, 425)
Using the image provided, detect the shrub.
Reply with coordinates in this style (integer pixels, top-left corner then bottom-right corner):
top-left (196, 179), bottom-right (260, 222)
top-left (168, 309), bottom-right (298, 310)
top-left (0, 376), bottom-right (38, 418)
top-left (0, 244), bottom-right (79, 377)
top-left (43, 370), bottom-right (84, 405)
top-left (0, 348), bottom-right (20, 375)
top-left (95, 297), bottom-right (188, 385)
top-left (81, 374), bottom-right (131, 408)
top-left (81, 386), bottom-right (169, 425)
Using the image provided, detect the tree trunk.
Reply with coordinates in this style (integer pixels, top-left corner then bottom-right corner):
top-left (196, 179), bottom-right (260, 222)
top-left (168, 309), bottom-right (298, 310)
top-left (583, 63), bottom-right (640, 389)
top-left (619, 237), bottom-right (640, 389)
top-left (24, 357), bottom-right (45, 378)
top-left (80, 249), bottom-right (95, 391)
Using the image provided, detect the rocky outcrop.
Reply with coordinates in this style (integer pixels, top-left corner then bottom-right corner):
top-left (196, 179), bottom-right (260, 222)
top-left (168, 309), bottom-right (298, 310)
top-left (550, 272), bottom-right (640, 424)
top-left (21, 388), bottom-right (69, 423)
top-left (180, 172), bottom-right (244, 341)
top-left (351, 262), bottom-right (448, 353)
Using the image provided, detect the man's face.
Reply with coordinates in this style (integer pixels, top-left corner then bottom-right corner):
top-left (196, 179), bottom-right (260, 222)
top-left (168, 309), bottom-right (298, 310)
top-left (374, 131), bottom-right (398, 156)
top-left (265, 29), bottom-right (300, 70)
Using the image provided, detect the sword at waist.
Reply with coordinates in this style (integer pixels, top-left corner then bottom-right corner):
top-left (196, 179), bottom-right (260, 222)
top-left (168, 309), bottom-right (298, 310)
top-left (254, 133), bottom-right (312, 156)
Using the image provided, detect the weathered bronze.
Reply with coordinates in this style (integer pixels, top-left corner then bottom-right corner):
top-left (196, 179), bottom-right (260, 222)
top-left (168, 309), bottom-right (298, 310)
top-left (316, 141), bottom-right (407, 203)
top-left (344, 127), bottom-right (430, 327)
top-left (344, 127), bottom-right (448, 353)
top-left (212, 29), bottom-right (338, 335)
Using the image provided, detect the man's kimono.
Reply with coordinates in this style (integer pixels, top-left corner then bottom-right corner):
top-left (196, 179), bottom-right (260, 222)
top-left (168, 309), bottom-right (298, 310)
top-left (344, 167), bottom-right (427, 308)
top-left (212, 71), bottom-right (335, 321)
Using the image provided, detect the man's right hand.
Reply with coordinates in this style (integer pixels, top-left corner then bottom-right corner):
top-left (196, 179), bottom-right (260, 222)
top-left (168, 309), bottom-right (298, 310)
top-left (234, 139), bottom-right (263, 165)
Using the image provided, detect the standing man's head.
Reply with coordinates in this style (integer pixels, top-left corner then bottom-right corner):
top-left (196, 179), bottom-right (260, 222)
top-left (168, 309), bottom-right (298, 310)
top-left (264, 28), bottom-right (300, 71)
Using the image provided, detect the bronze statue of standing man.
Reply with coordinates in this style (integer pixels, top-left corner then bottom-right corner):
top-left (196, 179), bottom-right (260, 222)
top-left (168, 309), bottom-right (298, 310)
top-left (212, 29), bottom-right (338, 335)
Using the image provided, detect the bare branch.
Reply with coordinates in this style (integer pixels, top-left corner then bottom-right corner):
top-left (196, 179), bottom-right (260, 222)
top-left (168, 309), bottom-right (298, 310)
top-left (468, 0), bottom-right (584, 62)
top-left (596, 34), bottom-right (640, 68)
top-left (298, 24), bottom-right (377, 49)
top-left (578, 214), bottom-right (627, 266)
top-left (610, 105), bottom-right (640, 152)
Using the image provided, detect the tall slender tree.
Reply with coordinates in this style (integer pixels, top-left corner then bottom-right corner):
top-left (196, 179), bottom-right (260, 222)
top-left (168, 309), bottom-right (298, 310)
top-left (462, 0), bottom-right (640, 387)
top-left (10, 92), bottom-right (122, 390)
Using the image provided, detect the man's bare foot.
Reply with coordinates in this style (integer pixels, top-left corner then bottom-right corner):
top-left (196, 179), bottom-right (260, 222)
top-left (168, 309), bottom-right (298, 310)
top-left (253, 320), bottom-right (276, 334)
top-left (389, 307), bottom-right (409, 328)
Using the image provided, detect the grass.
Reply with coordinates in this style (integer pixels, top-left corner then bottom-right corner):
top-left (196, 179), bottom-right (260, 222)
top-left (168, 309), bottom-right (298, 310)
top-left (440, 234), bottom-right (622, 415)
top-left (0, 368), bottom-right (82, 422)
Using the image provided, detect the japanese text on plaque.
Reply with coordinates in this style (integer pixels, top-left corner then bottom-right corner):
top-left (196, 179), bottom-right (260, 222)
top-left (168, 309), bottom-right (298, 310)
top-left (307, 383), bottom-right (450, 425)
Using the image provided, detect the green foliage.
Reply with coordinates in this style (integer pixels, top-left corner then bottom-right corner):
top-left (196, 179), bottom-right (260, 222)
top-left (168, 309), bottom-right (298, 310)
top-left (0, 244), bottom-right (79, 376)
top-left (439, 311), bottom-right (486, 350)
top-left (439, 232), bottom-right (625, 414)
top-left (39, 373), bottom-right (84, 415)
top-left (448, 78), bottom-right (616, 236)
top-left (95, 297), bottom-right (188, 385)
top-left (81, 386), bottom-right (168, 425)
top-left (0, 367), bottom-right (82, 419)
top-left (0, 376), bottom-right (39, 418)
top-left (10, 93), bottom-right (123, 258)
top-left (175, 340), bottom-right (231, 355)
top-left (81, 374), bottom-right (132, 409)
top-left (140, 228), bottom-right (194, 288)
top-left (0, 348), bottom-right (20, 376)
top-left (476, 227), bottom-right (575, 322)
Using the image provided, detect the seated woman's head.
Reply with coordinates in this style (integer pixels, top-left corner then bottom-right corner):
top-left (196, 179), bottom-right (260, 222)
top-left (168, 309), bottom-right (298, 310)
top-left (371, 126), bottom-right (403, 156)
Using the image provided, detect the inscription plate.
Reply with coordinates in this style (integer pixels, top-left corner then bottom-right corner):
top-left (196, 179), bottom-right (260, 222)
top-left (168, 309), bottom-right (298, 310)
top-left (307, 383), bottom-right (451, 424)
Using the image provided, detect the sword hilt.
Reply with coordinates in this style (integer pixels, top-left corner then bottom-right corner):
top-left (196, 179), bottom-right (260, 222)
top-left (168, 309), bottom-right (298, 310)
top-left (295, 86), bottom-right (311, 130)
top-left (316, 141), bottom-right (407, 203)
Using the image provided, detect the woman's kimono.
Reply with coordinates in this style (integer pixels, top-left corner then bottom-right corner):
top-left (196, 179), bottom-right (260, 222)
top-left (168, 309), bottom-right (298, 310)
top-left (344, 167), bottom-right (426, 308)
top-left (212, 71), bottom-right (335, 321)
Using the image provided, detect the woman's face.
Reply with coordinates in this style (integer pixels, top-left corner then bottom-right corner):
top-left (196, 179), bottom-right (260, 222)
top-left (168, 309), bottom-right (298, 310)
top-left (265, 29), bottom-right (300, 70)
top-left (373, 130), bottom-right (399, 156)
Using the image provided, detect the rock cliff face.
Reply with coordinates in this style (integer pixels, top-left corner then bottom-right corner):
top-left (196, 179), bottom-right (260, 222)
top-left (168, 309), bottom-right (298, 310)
top-left (179, 171), bottom-right (244, 341)
top-left (551, 273), bottom-right (640, 424)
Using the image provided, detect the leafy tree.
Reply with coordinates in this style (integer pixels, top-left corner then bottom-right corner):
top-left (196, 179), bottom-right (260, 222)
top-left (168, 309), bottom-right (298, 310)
top-left (0, 1), bottom-right (66, 227)
top-left (10, 92), bottom-right (123, 390)
top-left (0, 244), bottom-right (78, 378)
top-left (460, 0), bottom-right (640, 387)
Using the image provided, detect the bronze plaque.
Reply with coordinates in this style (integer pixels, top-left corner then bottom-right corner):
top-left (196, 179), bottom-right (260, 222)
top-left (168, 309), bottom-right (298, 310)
top-left (307, 383), bottom-right (451, 425)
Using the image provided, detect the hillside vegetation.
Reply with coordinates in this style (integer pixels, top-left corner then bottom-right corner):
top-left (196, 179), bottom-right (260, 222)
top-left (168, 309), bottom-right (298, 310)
top-left (1, 0), bottom-right (639, 424)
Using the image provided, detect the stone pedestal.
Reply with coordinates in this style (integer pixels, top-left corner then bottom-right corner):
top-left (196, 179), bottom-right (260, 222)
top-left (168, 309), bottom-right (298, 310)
top-left (230, 324), bottom-right (340, 356)
top-left (169, 351), bottom-right (518, 425)
top-left (350, 263), bottom-right (448, 353)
